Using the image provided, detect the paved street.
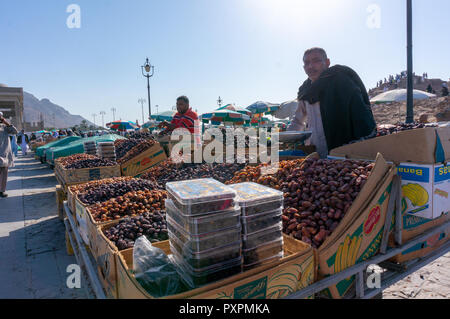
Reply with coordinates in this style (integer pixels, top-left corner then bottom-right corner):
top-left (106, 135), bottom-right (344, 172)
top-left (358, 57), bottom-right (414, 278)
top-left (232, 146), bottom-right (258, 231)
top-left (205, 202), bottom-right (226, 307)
top-left (0, 153), bottom-right (448, 299)
top-left (0, 154), bottom-right (91, 298)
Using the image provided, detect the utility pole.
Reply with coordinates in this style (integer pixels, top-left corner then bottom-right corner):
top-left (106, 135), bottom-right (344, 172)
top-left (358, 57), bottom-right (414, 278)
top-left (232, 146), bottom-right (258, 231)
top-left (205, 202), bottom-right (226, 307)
top-left (111, 107), bottom-right (116, 121)
top-left (406, 0), bottom-right (414, 123)
top-left (100, 111), bottom-right (106, 128)
top-left (92, 113), bottom-right (97, 128)
top-left (138, 98), bottom-right (146, 124)
top-left (156, 105), bottom-right (159, 115)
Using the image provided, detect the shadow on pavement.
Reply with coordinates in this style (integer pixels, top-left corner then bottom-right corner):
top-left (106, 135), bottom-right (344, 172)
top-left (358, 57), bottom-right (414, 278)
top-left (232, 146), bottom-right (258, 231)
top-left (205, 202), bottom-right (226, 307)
top-left (0, 217), bottom-right (91, 299)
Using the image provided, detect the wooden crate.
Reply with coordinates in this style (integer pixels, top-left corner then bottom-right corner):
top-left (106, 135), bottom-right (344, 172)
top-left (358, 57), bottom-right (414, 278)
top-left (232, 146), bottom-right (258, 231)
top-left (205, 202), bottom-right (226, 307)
top-left (93, 221), bottom-right (121, 299)
top-left (120, 143), bottom-right (167, 177)
top-left (55, 185), bottom-right (66, 220)
top-left (57, 164), bottom-right (121, 188)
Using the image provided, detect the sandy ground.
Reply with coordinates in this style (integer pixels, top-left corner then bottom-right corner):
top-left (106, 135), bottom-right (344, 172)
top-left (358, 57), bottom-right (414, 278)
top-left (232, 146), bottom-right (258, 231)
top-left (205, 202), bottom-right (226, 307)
top-left (382, 252), bottom-right (450, 299)
top-left (0, 153), bottom-right (448, 299)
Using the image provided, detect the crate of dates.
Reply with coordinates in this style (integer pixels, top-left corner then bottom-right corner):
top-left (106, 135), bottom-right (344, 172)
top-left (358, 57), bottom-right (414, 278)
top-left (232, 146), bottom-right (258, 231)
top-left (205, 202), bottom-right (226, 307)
top-left (165, 198), bottom-right (241, 235)
top-left (241, 208), bottom-right (283, 234)
top-left (228, 182), bottom-right (284, 216)
top-left (242, 238), bottom-right (284, 266)
top-left (167, 215), bottom-right (241, 252)
top-left (170, 250), bottom-right (243, 289)
top-left (241, 222), bottom-right (283, 250)
top-left (169, 237), bottom-right (242, 269)
top-left (165, 178), bottom-right (237, 216)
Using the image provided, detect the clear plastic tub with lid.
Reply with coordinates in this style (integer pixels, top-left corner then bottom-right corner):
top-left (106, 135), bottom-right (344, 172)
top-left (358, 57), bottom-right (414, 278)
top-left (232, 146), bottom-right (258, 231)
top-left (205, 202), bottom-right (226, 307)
top-left (229, 182), bottom-right (284, 216)
top-left (241, 208), bottom-right (282, 234)
top-left (170, 250), bottom-right (243, 288)
top-left (243, 251), bottom-right (284, 271)
top-left (165, 178), bottom-right (236, 215)
top-left (242, 238), bottom-right (284, 265)
top-left (165, 198), bottom-right (241, 235)
top-left (242, 222), bottom-right (283, 250)
top-left (167, 215), bottom-right (241, 252)
top-left (169, 237), bottom-right (241, 269)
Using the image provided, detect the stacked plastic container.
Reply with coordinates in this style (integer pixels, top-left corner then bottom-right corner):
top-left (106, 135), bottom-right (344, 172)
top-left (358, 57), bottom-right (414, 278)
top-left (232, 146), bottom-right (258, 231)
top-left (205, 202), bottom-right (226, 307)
top-left (83, 141), bottom-right (97, 156)
top-left (229, 182), bottom-right (284, 271)
top-left (165, 178), bottom-right (243, 288)
top-left (97, 141), bottom-right (117, 162)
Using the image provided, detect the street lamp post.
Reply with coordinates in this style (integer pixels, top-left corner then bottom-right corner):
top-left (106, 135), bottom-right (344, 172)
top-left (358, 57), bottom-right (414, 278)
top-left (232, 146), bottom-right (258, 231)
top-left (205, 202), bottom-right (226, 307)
top-left (100, 111), bottom-right (106, 128)
top-left (141, 58), bottom-right (155, 119)
top-left (111, 107), bottom-right (116, 122)
top-left (156, 105), bottom-right (159, 115)
top-left (92, 113), bottom-right (97, 127)
top-left (217, 96), bottom-right (222, 107)
top-left (138, 98), bottom-right (146, 125)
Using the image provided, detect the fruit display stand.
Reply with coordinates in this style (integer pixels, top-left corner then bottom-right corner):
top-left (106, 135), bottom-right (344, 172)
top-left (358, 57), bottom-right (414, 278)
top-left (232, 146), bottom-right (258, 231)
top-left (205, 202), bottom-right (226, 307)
top-left (62, 191), bottom-right (449, 300)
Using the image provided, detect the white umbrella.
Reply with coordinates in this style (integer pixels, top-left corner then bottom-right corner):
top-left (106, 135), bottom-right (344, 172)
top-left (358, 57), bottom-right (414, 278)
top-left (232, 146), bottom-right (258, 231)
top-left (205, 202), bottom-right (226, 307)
top-left (273, 100), bottom-right (299, 119)
top-left (370, 89), bottom-right (436, 104)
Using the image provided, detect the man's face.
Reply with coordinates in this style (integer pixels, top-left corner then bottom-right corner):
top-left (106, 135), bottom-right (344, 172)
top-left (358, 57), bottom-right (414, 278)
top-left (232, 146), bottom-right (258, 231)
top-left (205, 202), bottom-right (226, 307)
top-left (176, 100), bottom-right (189, 114)
top-left (303, 51), bottom-right (330, 82)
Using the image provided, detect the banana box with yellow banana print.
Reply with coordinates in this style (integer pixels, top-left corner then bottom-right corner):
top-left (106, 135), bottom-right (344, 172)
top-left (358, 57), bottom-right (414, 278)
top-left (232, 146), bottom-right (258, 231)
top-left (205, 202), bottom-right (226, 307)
top-left (398, 163), bottom-right (450, 220)
top-left (317, 153), bottom-right (396, 299)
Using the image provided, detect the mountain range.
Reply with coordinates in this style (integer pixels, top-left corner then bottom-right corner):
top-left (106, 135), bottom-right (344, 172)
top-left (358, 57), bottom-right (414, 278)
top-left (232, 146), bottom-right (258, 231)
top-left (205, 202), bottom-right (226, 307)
top-left (23, 91), bottom-right (93, 129)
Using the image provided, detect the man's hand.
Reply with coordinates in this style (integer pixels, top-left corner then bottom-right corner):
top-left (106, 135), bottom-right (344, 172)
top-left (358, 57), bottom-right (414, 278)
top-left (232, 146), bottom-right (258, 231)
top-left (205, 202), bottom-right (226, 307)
top-left (0, 116), bottom-right (11, 126)
top-left (157, 121), bottom-right (169, 129)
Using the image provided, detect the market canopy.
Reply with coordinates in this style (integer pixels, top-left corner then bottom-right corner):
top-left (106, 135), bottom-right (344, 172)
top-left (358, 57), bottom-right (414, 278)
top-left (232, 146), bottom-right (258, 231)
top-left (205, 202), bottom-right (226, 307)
top-left (246, 101), bottom-right (280, 114)
top-left (141, 120), bottom-right (159, 129)
top-left (273, 100), bottom-right (299, 119)
top-left (150, 110), bottom-right (177, 122)
top-left (217, 104), bottom-right (252, 117)
top-left (201, 108), bottom-right (250, 124)
top-left (370, 89), bottom-right (436, 104)
top-left (106, 121), bottom-right (140, 131)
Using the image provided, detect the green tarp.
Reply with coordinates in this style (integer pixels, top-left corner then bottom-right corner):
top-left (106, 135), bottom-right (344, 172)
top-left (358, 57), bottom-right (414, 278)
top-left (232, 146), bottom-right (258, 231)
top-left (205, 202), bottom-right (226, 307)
top-left (46, 134), bottom-right (126, 164)
top-left (36, 136), bottom-right (81, 157)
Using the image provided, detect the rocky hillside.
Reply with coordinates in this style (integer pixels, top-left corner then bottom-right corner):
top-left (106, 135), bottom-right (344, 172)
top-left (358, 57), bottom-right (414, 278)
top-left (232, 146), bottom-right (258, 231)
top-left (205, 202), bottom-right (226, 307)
top-left (23, 91), bottom-right (92, 129)
top-left (372, 96), bottom-right (450, 125)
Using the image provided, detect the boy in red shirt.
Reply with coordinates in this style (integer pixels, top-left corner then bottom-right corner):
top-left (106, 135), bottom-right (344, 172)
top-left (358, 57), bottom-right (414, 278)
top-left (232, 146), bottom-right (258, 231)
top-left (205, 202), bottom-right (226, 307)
top-left (158, 96), bottom-right (198, 134)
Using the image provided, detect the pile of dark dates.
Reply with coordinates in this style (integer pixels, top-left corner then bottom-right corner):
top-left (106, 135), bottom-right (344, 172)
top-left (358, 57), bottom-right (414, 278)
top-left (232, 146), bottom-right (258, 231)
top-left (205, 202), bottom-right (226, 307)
top-left (57, 153), bottom-right (98, 168)
top-left (281, 158), bottom-right (374, 248)
top-left (127, 131), bottom-right (155, 140)
top-left (78, 178), bottom-right (164, 205)
top-left (117, 139), bottom-right (157, 164)
top-left (69, 177), bottom-right (133, 196)
top-left (376, 122), bottom-right (438, 137)
top-left (139, 160), bottom-right (246, 187)
top-left (103, 211), bottom-right (168, 250)
top-left (89, 189), bottom-right (167, 222)
top-left (114, 139), bottom-right (145, 161)
top-left (64, 157), bottom-right (116, 169)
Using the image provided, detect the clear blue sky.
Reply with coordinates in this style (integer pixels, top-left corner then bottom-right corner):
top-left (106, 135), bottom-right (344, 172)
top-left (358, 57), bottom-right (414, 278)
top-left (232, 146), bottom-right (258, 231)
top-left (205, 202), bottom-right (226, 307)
top-left (1, 0), bottom-right (449, 125)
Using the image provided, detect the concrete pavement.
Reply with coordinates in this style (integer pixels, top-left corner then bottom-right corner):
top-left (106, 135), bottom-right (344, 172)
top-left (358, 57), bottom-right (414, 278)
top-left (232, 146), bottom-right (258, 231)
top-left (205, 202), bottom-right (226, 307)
top-left (0, 154), bottom-right (91, 298)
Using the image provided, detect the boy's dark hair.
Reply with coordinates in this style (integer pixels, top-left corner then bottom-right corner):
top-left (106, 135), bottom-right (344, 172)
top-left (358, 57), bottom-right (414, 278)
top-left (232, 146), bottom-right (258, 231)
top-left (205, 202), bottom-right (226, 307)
top-left (303, 47), bottom-right (328, 61)
top-left (177, 96), bottom-right (189, 104)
